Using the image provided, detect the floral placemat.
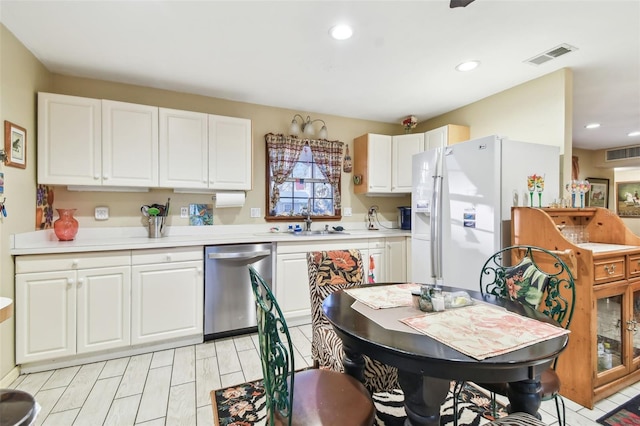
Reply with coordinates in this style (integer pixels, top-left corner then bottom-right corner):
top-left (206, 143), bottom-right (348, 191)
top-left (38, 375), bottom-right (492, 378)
top-left (400, 304), bottom-right (570, 360)
top-left (345, 283), bottom-right (421, 309)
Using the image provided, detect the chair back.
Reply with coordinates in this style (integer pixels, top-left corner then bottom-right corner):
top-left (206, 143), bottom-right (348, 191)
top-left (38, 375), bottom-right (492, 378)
top-left (479, 245), bottom-right (576, 330)
top-left (248, 265), bottom-right (295, 426)
top-left (307, 249), bottom-right (365, 332)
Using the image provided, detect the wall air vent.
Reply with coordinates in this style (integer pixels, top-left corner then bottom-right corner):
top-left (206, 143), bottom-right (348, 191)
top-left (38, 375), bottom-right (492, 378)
top-left (606, 145), bottom-right (640, 162)
top-left (525, 44), bottom-right (578, 66)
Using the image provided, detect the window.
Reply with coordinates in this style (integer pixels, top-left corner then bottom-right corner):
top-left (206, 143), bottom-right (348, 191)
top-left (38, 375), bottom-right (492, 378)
top-left (265, 133), bottom-right (343, 222)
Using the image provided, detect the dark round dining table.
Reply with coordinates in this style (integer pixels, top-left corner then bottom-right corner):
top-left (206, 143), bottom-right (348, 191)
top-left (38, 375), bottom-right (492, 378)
top-left (322, 283), bottom-right (569, 426)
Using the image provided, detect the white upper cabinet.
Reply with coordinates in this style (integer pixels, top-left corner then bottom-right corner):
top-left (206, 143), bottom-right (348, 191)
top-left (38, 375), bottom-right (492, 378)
top-left (159, 109), bottom-right (252, 190)
top-left (392, 133), bottom-right (425, 192)
top-left (38, 93), bottom-right (102, 186)
top-left (38, 93), bottom-right (251, 190)
top-left (354, 132), bottom-right (424, 194)
top-left (38, 93), bottom-right (158, 187)
top-left (158, 108), bottom-right (208, 189)
top-left (424, 124), bottom-right (470, 150)
top-left (102, 100), bottom-right (159, 187)
top-left (354, 133), bottom-right (392, 194)
top-left (208, 114), bottom-right (252, 190)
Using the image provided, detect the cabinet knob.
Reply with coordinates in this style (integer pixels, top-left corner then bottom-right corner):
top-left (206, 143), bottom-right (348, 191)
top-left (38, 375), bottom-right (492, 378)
top-left (94, 175), bottom-right (100, 180)
top-left (77, 278), bottom-right (84, 286)
top-left (72, 259), bottom-right (79, 268)
top-left (67, 278), bottom-right (74, 286)
top-left (197, 267), bottom-right (202, 275)
top-left (604, 264), bottom-right (616, 275)
top-left (103, 175), bottom-right (109, 180)
top-left (166, 254), bottom-right (172, 261)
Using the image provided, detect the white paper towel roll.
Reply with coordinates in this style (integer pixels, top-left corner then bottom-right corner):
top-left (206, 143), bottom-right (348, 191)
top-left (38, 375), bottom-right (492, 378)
top-left (215, 191), bottom-right (246, 208)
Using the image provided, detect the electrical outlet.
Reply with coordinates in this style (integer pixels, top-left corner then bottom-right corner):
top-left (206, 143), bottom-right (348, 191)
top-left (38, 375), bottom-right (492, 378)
top-left (95, 206), bottom-right (109, 220)
top-left (250, 208), bottom-right (261, 218)
top-left (180, 207), bottom-right (189, 218)
top-left (343, 207), bottom-right (352, 216)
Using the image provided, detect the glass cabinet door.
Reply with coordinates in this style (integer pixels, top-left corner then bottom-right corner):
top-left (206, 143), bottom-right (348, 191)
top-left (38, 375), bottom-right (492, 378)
top-left (630, 280), bottom-right (640, 369)
top-left (594, 284), bottom-right (628, 387)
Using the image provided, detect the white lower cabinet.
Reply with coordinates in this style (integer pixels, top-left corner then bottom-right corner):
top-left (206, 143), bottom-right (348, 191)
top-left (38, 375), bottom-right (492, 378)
top-left (274, 237), bottom-right (406, 324)
top-left (15, 252), bottom-right (131, 364)
top-left (131, 247), bottom-right (203, 344)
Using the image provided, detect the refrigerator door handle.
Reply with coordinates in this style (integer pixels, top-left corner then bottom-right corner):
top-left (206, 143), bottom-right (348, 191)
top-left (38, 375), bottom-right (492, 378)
top-left (430, 148), bottom-right (444, 281)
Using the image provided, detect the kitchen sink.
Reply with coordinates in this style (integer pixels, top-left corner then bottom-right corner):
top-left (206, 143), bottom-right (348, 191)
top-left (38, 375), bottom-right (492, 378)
top-left (292, 230), bottom-right (350, 236)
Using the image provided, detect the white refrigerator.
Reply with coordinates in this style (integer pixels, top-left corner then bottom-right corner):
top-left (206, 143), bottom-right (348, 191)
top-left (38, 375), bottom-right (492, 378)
top-left (411, 135), bottom-right (560, 291)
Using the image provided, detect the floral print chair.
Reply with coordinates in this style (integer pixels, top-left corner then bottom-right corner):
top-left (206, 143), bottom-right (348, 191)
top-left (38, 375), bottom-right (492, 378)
top-left (306, 249), bottom-right (401, 394)
top-left (454, 245), bottom-right (576, 426)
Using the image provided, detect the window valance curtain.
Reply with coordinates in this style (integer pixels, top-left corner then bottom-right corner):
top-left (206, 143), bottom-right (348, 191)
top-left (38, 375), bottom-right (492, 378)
top-left (265, 133), bottom-right (344, 213)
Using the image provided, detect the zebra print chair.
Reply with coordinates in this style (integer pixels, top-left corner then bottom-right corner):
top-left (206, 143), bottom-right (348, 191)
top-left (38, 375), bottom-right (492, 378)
top-left (307, 249), bottom-right (400, 394)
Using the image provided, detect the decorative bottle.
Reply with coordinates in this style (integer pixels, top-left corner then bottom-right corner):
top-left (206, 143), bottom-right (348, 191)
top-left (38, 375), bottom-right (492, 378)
top-left (53, 208), bottom-right (79, 241)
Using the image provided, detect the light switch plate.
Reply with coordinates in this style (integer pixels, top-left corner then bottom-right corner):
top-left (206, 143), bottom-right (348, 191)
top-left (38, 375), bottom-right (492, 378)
top-left (95, 206), bottom-right (109, 220)
top-left (250, 208), bottom-right (261, 218)
top-left (344, 207), bottom-right (352, 216)
top-left (180, 207), bottom-right (188, 218)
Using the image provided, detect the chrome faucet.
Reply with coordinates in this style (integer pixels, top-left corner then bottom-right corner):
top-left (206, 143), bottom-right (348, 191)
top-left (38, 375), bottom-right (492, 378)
top-left (304, 200), bottom-right (313, 231)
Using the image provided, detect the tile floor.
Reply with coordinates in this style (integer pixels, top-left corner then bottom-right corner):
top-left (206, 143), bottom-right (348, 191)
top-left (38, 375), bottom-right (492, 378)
top-left (7, 323), bottom-right (640, 426)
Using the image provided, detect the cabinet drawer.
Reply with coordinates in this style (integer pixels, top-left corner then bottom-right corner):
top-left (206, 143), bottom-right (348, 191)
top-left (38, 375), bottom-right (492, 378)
top-left (132, 246), bottom-right (203, 265)
top-left (16, 251), bottom-right (131, 274)
top-left (593, 256), bottom-right (626, 284)
top-left (629, 255), bottom-right (640, 279)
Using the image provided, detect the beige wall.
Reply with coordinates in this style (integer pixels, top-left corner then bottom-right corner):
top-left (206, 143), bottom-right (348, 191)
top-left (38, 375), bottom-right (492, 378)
top-left (0, 24), bottom-right (51, 380)
top-left (417, 69), bottom-right (573, 195)
top-left (573, 148), bottom-right (640, 236)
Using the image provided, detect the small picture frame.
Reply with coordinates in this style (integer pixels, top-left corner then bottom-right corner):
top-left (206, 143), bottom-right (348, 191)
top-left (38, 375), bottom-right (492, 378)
top-left (616, 181), bottom-right (640, 218)
top-left (586, 177), bottom-right (609, 208)
top-left (4, 120), bottom-right (27, 169)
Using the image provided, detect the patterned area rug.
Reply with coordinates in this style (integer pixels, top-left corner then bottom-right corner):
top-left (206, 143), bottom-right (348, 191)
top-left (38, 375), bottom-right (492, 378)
top-left (211, 379), bottom-right (506, 425)
top-left (596, 393), bottom-right (640, 425)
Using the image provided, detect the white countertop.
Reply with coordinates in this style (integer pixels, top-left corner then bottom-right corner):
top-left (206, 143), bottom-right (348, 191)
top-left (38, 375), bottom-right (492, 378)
top-left (10, 224), bottom-right (410, 255)
top-left (575, 242), bottom-right (640, 253)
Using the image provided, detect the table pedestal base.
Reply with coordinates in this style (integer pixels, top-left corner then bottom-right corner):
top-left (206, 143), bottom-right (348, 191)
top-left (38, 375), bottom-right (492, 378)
top-left (397, 371), bottom-right (450, 426)
top-left (507, 379), bottom-right (542, 419)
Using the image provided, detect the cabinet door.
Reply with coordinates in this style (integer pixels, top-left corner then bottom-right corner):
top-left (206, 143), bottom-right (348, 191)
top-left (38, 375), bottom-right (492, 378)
top-left (208, 115), bottom-right (252, 190)
top-left (424, 127), bottom-right (447, 151)
top-left (76, 266), bottom-right (131, 354)
top-left (392, 133), bottom-right (425, 193)
top-left (131, 260), bottom-right (203, 344)
top-left (158, 108), bottom-right (208, 189)
top-left (15, 270), bottom-right (76, 363)
top-left (386, 237), bottom-right (407, 282)
top-left (275, 253), bottom-right (311, 325)
top-left (102, 100), bottom-right (158, 187)
top-left (629, 279), bottom-right (640, 371)
top-left (364, 248), bottom-right (386, 283)
top-left (594, 283), bottom-right (629, 387)
top-left (37, 92), bottom-right (101, 185)
top-left (367, 134), bottom-right (392, 192)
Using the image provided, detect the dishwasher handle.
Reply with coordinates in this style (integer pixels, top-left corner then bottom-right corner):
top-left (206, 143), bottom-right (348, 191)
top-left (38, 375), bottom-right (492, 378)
top-left (207, 250), bottom-right (271, 262)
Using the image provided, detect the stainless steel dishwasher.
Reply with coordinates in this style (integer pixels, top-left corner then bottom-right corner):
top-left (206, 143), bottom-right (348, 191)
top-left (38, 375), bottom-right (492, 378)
top-left (204, 243), bottom-right (275, 340)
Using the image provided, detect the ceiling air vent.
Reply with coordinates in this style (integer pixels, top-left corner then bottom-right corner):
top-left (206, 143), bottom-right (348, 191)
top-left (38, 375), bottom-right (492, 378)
top-left (606, 145), bottom-right (640, 162)
top-left (525, 44), bottom-right (577, 66)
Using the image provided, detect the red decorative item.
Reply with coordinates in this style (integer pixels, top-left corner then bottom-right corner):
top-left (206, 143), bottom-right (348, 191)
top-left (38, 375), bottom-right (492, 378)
top-left (53, 208), bottom-right (78, 241)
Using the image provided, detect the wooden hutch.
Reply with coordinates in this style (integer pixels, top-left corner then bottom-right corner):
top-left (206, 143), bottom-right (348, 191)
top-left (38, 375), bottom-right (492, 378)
top-left (512, 207), bottom-right (640, 409)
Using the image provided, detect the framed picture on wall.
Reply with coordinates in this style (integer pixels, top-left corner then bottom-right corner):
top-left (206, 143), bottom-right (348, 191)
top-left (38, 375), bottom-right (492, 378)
top-left (616, 181), bottom-right (640, 218)
top-left (4, 120), bottom-right (27, 169)
top-left (586, 177), bottom-right (609, 208)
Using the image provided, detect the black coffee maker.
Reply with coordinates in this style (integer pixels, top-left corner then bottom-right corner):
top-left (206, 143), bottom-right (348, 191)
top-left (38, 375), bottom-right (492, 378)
top-left (398, 206), bottom-right (411, 230)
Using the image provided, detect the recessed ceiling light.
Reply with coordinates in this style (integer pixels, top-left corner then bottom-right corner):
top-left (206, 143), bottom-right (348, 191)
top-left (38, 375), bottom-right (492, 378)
top-left (629, 131), bottom-right (640, 137)
top-left (585, 123), bottom-right (601, 129)
top-left (329, 24), bottom-right (353, 40)
top-left (455, 61), bottom-right (480, 72)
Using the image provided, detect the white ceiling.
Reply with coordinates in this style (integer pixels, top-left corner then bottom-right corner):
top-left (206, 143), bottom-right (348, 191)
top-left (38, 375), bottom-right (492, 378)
top-left (1, 0), bottom-right (639, 151)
